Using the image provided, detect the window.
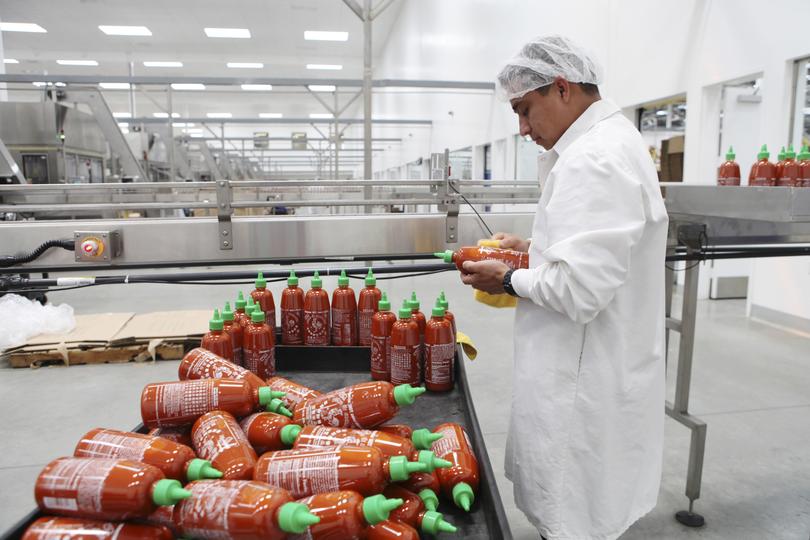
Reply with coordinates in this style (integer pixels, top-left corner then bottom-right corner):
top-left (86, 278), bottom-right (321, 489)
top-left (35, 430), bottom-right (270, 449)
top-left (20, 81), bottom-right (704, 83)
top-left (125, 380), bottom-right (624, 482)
top-left (790, 57), bottom-right (810, 149)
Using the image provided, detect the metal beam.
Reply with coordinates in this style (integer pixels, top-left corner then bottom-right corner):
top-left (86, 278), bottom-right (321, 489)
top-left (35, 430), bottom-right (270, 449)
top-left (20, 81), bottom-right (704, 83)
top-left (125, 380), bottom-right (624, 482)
top-left (0, 136), bottom-right (27, 183)
top-left (189, 136), bottom-right (402, 142)
top-left (130, 117), bottom-right (431, 125)
top-left (342, 0), bottom-right (365, 19)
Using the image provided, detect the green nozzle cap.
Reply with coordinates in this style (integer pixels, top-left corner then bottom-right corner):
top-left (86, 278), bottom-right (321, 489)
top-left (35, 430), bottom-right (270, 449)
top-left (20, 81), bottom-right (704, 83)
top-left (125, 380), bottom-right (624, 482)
top-left (409, 292), bottom-right (420, 310)
top-left (398, 306), bottom-right (412, 319)
top-left (222, 302), bottom-right (235, 322)
top-left (434, 250), bottom-right (454, 263)
top-left (235, 291), bottom-right (247, 310)
top-left (387, 455), bottom-right (428, 482)
top-left (799, 144), bottom-right (810, 161)
top-left (338, 269), bottom-right (349, 287)
top-left (420, 510), bottom-right (458, 535)
top-left (378, 292), bottom-right (391, 311)
top-left (185, 458), bottom-right (223, 481)
top-left (452, 482), bottom-right (475, 512)
top-left (362, 494), bottom-right (404, 525)
top-left (416, 450), bottom-right (453, 472)
top-left (439, 291), bottom-right (449, 310)
top-left (277, 502), bottom-right (320, 534)
top-left (725, 146), bottom-right (736, 161)
top-left (365, 268), bottom-right (376, 286)
top-left (209, 309), bottom-right (224, 331)
top-left (393, 384), bottom-right (426, 406)
top-left (778, 146), bottom-right (786, 161)
top-left (251, 309), bottom-right (266, 323)
top-left (246, 297), bottom-right (256, 312)
top-left (311, 271), bottom-right (322, 289)
top-left (151, 479), bottom-right (192, 506)
top-left (412, 428), bottom-right (443, 450)
top-left (280, 424), bottom-right (302, 446)
top-left (266, 398), bottom-right (293, 417)
top-left (432, 304), bottom-right (446, 317)
top-left (418, 489), bottom-right (440, 512)
top-left (255, 271), bottom-right (267, 289)
top-left (257, 387), bottom-right (276, 406)
top-left (288, 270), bottom-right (298, 287)
top-left (786, 144), bottom-right (796, 159)
top-left (758, 144), bottom-right (770, 160)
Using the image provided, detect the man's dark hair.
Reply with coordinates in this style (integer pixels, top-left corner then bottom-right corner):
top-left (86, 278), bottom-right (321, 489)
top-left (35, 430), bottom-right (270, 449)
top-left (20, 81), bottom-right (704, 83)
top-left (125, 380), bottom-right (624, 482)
top-left (536, 82), bottom-right (600, 96)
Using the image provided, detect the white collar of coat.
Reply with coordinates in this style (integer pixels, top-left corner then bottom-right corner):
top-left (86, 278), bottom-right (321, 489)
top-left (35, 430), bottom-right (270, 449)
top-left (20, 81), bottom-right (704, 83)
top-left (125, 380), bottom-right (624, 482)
top-left (551, 98), bottom-right (621, 156)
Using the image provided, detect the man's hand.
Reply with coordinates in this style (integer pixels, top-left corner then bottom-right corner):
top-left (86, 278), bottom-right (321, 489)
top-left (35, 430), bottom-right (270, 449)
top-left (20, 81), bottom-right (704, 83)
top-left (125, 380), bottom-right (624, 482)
top-left (492, 232), bottom-right (530, 253)
top-left (460, 259), bottom-right (510, 294)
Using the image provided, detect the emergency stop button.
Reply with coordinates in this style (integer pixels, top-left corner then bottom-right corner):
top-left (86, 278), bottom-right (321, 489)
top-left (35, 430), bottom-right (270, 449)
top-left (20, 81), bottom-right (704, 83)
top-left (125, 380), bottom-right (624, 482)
top-left (74, 230), bottom-right (121, 263)
top-left (81, 239), bottom-right (100, 256)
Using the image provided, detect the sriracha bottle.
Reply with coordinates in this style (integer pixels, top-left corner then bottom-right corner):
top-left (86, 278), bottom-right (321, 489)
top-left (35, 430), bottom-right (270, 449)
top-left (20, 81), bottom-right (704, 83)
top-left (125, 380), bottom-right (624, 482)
top-left (175, 480), bottom-right (320, 539)
top-left (775, 146), bottom-right (787, 182)
top-left (390, 303), bottom-right (421, 386)
top-left (233, 291), bottom-right (249, 328)
top-left (241, 298), bottom-right (257, 330)
top-left (371, 293), bottom-right (397, 381)
top-left (358, 268), bottom-right (382, 346)
top-left (239, 412), bottom-right (302, 454)
top-left (798, 145), bottom-right (810, 187)
top-left (178, 347), bottom-right (280, 397)
top-left (383, 484), bottom-right (458, 535)
top-left (777, 144), bottom-right (801, 186)
top-left (304, 271), bottom-right (330, 345)
top-left (266, 375), bottom-right (323, 411)
top-left (431, 422), bottom-right (480, 511)
top-left (281, 270), bottom-right (305, 345)
top-left (221, 302), bottom-right (244, 366)
top-left (397, 470), bottom-right (441, 512)
top-left (749, 144), bottom-right (777, 186)
top-left (296, 491), bottom-right (403, 540)
top-left (254, 446), bottom-right (426, 498)
top-left (435, 246), bottom-right (529, 270)
top-left (331, 269), bottom-right (358, 346)
top-left (34, 457), bottom-right (190, 521)
top-left (73, 428), bottom-right (221, 482)
top-left (438, 291), bottom-right (457, 341)
top-left (367, 520), bottom-right (421, 540)
top-left (201, 309), bottom-right (234, 362)
top-left (192, 410), bottom-right (258, 480)
top-left (22, 517), bottom-right (172, 540)
top-left (243, 308), bottom-right (276, 379)
top-left (292, 381), bottom-right (426, 429)
top-left (424, 304), bottom-right (455, 392)
top-left (717, 146), bottom-right (741, 186)
top-left (250, 271), bottom-right (276, 329)
top-left (147, 426), bottom-right (192, 447)
top-left (408, 293), bottom-right (426, 364)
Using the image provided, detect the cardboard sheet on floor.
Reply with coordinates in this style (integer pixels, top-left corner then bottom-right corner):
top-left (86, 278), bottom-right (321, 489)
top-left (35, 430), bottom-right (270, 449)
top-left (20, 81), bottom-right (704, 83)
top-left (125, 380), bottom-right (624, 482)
top-left (16, 312), bottom-right (134, 351)
top-left (110, 310), bottom-right (209, 345)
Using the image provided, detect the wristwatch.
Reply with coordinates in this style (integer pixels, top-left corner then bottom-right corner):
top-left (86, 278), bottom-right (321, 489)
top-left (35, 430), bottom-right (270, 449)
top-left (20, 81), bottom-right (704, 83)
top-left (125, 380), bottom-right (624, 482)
top-left (502, 269), bottom-right (518, 297)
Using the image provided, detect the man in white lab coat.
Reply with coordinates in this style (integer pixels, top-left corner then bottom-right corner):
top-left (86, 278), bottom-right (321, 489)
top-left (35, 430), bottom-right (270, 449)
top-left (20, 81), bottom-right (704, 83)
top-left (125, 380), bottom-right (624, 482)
top-left (459, 36), bottom-right (669, 539)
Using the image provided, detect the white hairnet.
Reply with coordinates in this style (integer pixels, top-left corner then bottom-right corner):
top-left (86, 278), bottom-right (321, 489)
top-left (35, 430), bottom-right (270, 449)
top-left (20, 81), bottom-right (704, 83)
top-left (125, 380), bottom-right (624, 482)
top-left (497, 35), bottom-right (604, 101)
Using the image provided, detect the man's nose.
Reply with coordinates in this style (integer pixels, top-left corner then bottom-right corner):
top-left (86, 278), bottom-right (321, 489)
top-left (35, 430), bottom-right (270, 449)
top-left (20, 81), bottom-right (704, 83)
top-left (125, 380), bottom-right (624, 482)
top-left (519, 118), bottom-right (531, 137)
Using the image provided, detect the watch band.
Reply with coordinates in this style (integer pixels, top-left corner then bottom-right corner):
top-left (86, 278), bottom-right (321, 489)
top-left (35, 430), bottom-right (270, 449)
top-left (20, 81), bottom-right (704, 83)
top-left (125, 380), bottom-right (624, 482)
top-left (503, 269), bottom-right (518, 297)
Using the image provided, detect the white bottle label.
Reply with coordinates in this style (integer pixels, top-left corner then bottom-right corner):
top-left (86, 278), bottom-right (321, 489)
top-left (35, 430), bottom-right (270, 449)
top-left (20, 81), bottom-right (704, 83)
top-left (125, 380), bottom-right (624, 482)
top-left (39, 458), bottom-right (115, 515)
top-left (259, 449), bottom-right (340, 498)
top-left (177, 481), bottom-right (243, 539)
top-left (299, 388), bottom-right (360, 428)
top-left (425, 342), bottom-right (455, 385)
top-left (77, 430), bottom-right (150, 462)
top-left (154, 380), bottom-right (218, 426)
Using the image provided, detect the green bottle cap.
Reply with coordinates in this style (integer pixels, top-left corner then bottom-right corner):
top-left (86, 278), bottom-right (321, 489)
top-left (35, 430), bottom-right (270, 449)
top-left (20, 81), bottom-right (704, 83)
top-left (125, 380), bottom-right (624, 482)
top-left (419, 510), bottom-right (458, 535)
top-left (246, 297), bottom-right (256, 313)
top-left (378, 292), bottom-right (391, 311)
top-left (257, 387), bottom-right (277, 406)
top-left (418, 488), bottom-right (440, 512)
top-left (725, 146), bottom-right (735, 161)
top-left (799, 144), bottom-right (810, 161)
top-left (398, 306), bottom-right (412, 319)
top-left (412, 428), bottom-right (443, 450)
top-left (439, 291), bottom-right (449, 310)
top-left (452, 482), bottom-right (475, 512)
top-left (235, 291), bottom-right (247, 310)
top-left (786, 144), bottom-right (796, 159)
top-left (409, 292), bottom-right (420, 310)
top-left (151, 479), bottom-right (192, 506)
top-left (221, 302), bottom-right (235, 322)
top-left (209, 309), bottom-right (224, 331)
top-left (778, 146), bottom-right (786, 161)
top-left (288, 270), bottom-right (299, 287)
top-left (393, 384), bottom-right (425, 406)
top-left (266, 398), bottom-right (293, 417)
top-left (415, 450), bottom-right (453, 472)
top-left (311, 271), bottom-right (322, 289)
top-left (362, 494), bottom-right (404, 525)
top-left (338, 269), bottom-right (349, 288)
top-left (255, 271), bottom-right (267, 289)
top-left (365, 268), bottom-right (376, 286)
top-left (280, 424), bottom-right (302, 446)
top-left (185, 458), bottom-right (223, 481)
top-left (277, 502), bottom-right (320, 534)
top-left (251, 309), bottom-right (266, 323)
top-left (387, 455), bottom-right (428, 482)
top-left (757, 144), bottom-right (770, 160)
top-left (434, 250), bottom-right (454, 263)
top-left (432, 304), bottom-right (446, 317)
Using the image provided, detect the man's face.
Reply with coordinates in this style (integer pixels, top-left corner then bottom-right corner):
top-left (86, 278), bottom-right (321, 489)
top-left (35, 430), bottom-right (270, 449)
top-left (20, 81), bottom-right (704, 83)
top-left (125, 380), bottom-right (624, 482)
top-left (510, 82), bottom-right (570, 150)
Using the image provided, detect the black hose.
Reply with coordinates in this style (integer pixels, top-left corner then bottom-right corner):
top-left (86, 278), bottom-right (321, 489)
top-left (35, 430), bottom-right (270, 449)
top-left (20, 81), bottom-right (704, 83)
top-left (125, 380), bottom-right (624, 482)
top-left (0, 239), bottom-right (74, 268)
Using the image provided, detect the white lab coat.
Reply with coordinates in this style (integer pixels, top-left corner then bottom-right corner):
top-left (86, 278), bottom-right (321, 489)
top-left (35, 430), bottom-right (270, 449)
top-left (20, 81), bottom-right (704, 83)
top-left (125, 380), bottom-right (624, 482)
top-left (506, 98), bottom-right (668, 540)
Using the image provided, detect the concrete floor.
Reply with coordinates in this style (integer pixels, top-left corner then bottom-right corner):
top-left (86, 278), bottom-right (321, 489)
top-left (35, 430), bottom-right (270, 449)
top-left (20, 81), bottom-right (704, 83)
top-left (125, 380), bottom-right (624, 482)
top-left (1, 265), bottom-right (809, 539)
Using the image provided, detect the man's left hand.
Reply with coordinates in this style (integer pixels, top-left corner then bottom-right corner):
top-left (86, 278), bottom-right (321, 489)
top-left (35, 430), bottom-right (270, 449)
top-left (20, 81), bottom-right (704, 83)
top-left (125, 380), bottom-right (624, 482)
top-left (459, 260), bottom-right (510, 294)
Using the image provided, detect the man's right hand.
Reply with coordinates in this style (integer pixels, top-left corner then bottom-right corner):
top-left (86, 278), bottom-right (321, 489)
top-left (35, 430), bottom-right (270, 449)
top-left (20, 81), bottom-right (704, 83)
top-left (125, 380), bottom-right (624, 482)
top-left (492, 232), bottom-right (530, 253)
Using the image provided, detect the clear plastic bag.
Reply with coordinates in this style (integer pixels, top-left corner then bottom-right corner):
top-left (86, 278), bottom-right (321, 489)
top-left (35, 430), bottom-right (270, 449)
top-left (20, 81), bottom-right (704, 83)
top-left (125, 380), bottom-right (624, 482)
top-left (0, 294), bottom-right (75, 351)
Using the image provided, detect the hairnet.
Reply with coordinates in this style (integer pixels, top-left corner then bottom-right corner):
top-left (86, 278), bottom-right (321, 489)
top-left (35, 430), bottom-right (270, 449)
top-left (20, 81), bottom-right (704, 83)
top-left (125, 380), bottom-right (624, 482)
top-left (496, 35), bottom-right (604, 101)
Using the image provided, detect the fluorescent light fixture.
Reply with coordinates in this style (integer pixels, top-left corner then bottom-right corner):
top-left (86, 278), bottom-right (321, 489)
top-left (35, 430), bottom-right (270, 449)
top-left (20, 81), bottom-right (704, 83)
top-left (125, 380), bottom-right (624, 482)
top-left (98, 25), bottom-right (151, 36)
top-left (153, 112), bottom-right (181, 118)
top-left (308, 85), bottom-right (336, 92)
top-left (171, 83), bottom-right (205, 90)
top-left (54, 82), bottom-right (66, 87)
top-left (306, 64), bottom-right (343, 70)
top-left (143, 61), bottom-right (183, 67)
top-left (228, 62), bottom-right (263, 69)
top-left (117, 122), bottom-right (129, 128)
top-left (0, 22), bottom-right (47, 33)
top-left (3, 58), bottom-right (19, 64)
top-left (173, 122), bottom-right (195, 127)
top-left (241, 84), bottom-right (272, 91)
top-left (57, 59), bottom-right (99, 66)
top-left (32, 82), bottom-right (47, 87)
top-left (304, 31), bottom-right (348, 41)
top-left (99, 82), bottom-right (131, 90)
top-left (120, 127), bottom-right (130, 134)
top-left (309, 113), bottom-right (334, 119)
top-left (204, 27), bottom-right (251, 39)
top-left (113, 112), bottom-right (132, 118)
top-left (206, 112), bottom-right (233, 118)
top-left (259, 113), bottom-right (283, 118)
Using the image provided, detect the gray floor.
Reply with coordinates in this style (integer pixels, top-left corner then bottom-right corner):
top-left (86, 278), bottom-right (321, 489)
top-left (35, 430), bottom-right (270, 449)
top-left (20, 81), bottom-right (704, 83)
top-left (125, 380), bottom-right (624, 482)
top-left (1, 266), bottom-right (809, 539)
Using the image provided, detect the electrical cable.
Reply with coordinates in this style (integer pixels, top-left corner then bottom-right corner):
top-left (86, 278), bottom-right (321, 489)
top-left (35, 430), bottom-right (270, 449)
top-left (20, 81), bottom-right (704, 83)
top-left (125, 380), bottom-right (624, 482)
top-left (448, 183), bottom-right (495, 237)
top-left (0, 239), bottom-right (74, 268)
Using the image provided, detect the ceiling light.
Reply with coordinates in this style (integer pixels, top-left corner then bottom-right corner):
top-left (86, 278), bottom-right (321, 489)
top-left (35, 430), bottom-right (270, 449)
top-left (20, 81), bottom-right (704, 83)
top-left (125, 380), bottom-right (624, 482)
top-left (3, 59), bottom-right (19, 64)
top-left (32, 82), bottom-right (47, 87)
top-left (0, 22), bottom-right (47, 33)
top-left (113, 112), bottom-right (132, 118)
top-left (99, 82), bottom-right (131, 90)
top-left (117, 122), bottom-right (129, 128)
top-left (171, 83), bottom-right (205, 90)
top-left (241, 84), bottom-right (272, 91)
top-left (228, 62), bottom-right (263, 69)
top-left (259, 113), bottom-right (283, 118)
top-left (309, 113), bottom-right (334, 119)
top-left (173, 122), bottom-right (195, 127)
top-left (307, 64), bottom-right (343, 70)
top-left (57, 59), bottom-right (99, 66)
top-left (153, 112), bottom-right (181, 118)
top-left (143, 61), bottom-right (183, 68)
top-left (98, 25), bottom-right (151, 36)
top-left (308, 85), bottom-right (336, 92)
top-left (207, 113), bottom-right (233, 118)
top-left (304, 31), bottom-right (348, 41)
top-left (204, 27), bottom-right (250, 39)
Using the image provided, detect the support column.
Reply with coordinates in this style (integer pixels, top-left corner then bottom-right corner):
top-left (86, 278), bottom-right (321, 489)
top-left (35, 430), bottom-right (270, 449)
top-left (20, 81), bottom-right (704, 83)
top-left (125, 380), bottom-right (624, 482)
top-left (363, 0), bottom-right (372, 187)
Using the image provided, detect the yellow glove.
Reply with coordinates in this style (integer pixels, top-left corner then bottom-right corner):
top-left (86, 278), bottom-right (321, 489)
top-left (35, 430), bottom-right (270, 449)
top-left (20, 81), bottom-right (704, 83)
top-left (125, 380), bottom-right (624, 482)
top-left (455, 331), bottom-right (478, 360)
top-left (472, 239), bottom-right (518, 308)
